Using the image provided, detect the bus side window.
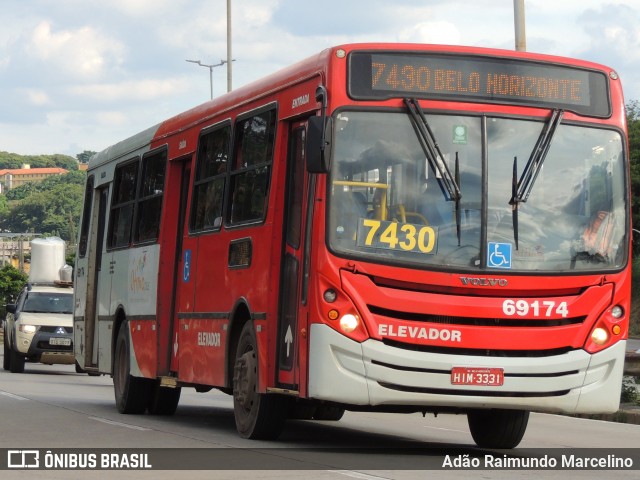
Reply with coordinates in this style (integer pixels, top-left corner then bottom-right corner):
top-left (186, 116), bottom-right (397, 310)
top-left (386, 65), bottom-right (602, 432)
top-left (134, 149), bottom-right (167, 243)
top-left (227, 108), bottom-right (275, 225)
top-left (78, 175), bottom-right (95, 257)
top-left (108, 158), bottom-right (139, 249)
top-left (190, 124), bottom-right (230, 232)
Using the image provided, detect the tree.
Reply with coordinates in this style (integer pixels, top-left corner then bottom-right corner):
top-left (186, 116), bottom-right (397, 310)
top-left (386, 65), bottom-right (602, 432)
top-left (0, 151), bottom-right (77, 170)
top-left (76, 150), bottom-right (97, 164)
top-left (627, 101), bottom-right (640, 253)
top-left (627, 100), bottom-right (640, 156)
top-left (0, 265), bottom-right (28, 316)
top-left (2, 184), bottom-right (83, 241)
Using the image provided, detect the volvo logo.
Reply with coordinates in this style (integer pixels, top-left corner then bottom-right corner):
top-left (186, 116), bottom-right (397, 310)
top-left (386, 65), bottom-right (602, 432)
top-left (459, 277), bottom-right (508, 287)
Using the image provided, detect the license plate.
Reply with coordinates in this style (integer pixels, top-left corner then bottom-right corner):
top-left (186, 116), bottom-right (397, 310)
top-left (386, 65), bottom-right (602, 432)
top-left (49, 338), bottom-right (71, 346)
top-left (451, 367), bottom-right (504, 386)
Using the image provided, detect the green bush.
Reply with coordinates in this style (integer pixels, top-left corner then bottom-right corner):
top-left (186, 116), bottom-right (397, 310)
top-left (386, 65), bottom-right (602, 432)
top-left (621, 376), bottom-right (640, 405)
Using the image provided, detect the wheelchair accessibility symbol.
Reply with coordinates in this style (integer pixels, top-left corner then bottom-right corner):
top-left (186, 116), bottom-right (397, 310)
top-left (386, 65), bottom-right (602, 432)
top-left (183, 249), bottom-right (191, 282)
top-left (487, 242), bottom-right (512, 269)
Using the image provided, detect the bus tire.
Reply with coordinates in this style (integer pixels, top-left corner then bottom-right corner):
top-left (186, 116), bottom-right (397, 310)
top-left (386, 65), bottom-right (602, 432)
top-left (467, 409), bottom-right (529, 449)
top-left (313, 405), bottom-right (345, 421)
top-left (75, 361), bottom-right (85, 374)
top-left (114, 321), bottom-right (150, 414)
top-left (289, 399), bottom-right (317, 420)
top-left (148, 383), bottom-right (181, 416)
top-left (233, 321), bottom-right (287, 439)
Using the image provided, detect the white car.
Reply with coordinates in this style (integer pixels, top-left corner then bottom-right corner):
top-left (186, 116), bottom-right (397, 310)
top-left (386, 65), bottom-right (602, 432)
top-left (3, 284), bottom-right (74, 373)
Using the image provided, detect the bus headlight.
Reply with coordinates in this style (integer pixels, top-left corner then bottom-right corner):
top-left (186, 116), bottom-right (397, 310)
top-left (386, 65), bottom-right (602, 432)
top-left (339, 314), bottom-right (360, 334)
top-left (590, 327), bottom-right (609, 346)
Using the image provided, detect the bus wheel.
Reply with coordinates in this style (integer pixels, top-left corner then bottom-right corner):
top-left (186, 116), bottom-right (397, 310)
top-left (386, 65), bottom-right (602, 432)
top-left (233, 322), bottom-right (287, 439)
top-left (75, 361), bottom-right (86, 374)
top-left (289, 399), bottom-right (317, 420)
top-left (113, 321), bottom-right (150, 414)
top-left (467, 409), bottom-right (529, 449)
top-left (313, 405), bottom-right (345, 421)
top-left (148, 383), bottom-right (181, 416)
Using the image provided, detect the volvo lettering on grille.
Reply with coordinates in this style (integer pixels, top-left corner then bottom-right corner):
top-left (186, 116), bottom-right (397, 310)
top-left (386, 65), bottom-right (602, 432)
top-left (459, 277), bottom-right (508, 287)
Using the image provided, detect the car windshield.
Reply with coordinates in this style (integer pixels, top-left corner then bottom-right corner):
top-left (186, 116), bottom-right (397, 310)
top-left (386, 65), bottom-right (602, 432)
top-left (23, 292), bottom-right (73, 314)
top-left (327, 110), bottom-right (627, 272)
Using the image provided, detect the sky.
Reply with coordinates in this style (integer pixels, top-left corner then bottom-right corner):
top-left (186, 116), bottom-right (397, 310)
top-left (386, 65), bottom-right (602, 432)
top-left (1, 0), bottom-right (639, 157)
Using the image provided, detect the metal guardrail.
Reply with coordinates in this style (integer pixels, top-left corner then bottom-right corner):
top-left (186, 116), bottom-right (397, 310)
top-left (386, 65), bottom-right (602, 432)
top-left (625, 353), bottom-right (640, 376)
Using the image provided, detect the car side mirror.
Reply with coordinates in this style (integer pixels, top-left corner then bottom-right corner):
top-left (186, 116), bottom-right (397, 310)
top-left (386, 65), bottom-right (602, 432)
top-left (6, 304), bottom-right (16, 314)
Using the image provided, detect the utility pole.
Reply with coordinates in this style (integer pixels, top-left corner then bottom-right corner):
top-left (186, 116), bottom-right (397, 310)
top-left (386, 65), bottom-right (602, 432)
top-left (185, 59), bottom-right (228, 100)
top-left (227, 0), bottom-right (233, 92)
top-left (514, 0), bottom-right (526, 51)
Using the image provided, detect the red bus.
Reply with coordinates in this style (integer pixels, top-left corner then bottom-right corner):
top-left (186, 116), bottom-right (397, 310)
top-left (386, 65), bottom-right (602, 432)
top-left (74, 43), bottom-right (632, 449)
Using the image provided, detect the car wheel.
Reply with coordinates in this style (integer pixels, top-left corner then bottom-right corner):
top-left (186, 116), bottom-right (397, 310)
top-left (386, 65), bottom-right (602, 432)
top-left (9, 344), bottom-right (25, 373)
top-left (3, 333), bottom-right (11, 371)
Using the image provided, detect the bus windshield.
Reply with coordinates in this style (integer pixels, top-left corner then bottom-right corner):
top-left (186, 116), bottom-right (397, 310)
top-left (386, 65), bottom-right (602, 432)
top-left (328, 110), bottom-right (627, 272)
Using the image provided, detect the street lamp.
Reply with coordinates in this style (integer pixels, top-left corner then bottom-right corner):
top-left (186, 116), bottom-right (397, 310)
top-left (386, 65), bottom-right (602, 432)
top-left (186, 59), bottom-right (232, 100)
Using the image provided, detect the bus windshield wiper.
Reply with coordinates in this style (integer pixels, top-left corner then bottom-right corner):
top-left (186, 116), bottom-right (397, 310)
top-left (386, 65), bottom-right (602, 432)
top-left (405, 98), bottom-right (462, 245)
top-left (509, 108), bottom-right (563, 249)
top-left (405, 98), bottom-right (461, 202)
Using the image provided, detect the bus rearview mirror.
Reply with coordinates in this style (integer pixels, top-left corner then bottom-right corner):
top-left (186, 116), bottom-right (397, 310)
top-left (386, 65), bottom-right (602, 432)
top-left (306, 116), bottom-right (332, 174)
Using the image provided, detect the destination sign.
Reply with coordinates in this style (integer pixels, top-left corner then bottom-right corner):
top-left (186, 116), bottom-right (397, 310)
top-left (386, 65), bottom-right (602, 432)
top-left (348, 52), bottom-right (610, 116)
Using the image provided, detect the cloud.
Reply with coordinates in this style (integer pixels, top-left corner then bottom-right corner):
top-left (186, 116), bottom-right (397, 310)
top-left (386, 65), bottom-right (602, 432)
top-left (397, 21), bottom-right (461, 44)
top-left (28, 20), bottom-right (125, 80)
top-left (70, 77), bottom-right (190, 103)
top-left (574, 4), bottom-right (640, 100)
top-left (23, 89), bottom-right (51, 106)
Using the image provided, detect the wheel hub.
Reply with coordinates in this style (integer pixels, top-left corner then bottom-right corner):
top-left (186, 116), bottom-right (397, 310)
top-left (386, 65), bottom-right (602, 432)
top-left (233, 351), bottom-right (256, 410)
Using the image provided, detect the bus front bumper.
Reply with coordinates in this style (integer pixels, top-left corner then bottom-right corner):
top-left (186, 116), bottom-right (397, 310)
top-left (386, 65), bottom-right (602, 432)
top-left (307, 323), bottom-right (625, 414)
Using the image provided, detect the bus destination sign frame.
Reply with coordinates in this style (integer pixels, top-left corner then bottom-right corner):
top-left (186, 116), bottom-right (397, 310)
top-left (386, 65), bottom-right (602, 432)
top-left (348, 51), bottom-right (611, 117)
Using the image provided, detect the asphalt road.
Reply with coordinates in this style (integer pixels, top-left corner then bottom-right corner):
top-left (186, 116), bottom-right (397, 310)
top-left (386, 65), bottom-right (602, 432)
top-left (0, 359), bottom-right (638, 480)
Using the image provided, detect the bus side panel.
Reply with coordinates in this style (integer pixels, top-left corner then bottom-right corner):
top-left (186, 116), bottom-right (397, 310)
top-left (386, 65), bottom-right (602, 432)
top-left (176, 318), bottom-right (228, 385)
top-left (129, 319), bottom-right (157, 378)
top-left (126, 246), bottom-right (161, 378)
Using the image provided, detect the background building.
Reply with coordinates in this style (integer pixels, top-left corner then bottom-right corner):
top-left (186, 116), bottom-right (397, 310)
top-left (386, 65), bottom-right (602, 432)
top-left (0, 164), bottom-right (68, 193)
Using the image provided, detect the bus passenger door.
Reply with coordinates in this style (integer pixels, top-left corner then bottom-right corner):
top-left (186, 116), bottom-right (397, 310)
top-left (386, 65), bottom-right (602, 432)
top-left (277, 121), bottom-right (310, 390)
top-left (82, 186), bottom-right (109, 370)
top-left (170, 161), bottom-right (194, 375)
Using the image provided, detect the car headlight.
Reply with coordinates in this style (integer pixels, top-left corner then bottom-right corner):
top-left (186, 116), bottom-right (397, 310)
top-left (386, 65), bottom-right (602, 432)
top-left (19, 324), bottom-right (37, 334)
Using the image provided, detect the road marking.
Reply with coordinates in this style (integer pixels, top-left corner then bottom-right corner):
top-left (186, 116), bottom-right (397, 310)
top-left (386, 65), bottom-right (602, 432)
top-left (0, 392), bottom-right (28, 400)
top-left (333, 471), bottom-right (390, 480)
top-left (89, 417), bottom-right (150, 431)
top-left (424, 425), bottom-right (466, 433)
